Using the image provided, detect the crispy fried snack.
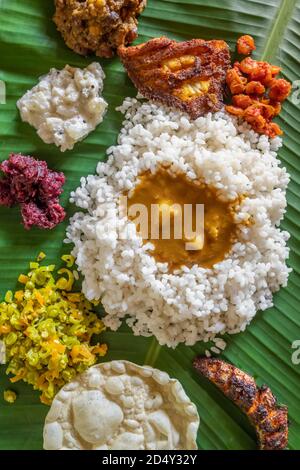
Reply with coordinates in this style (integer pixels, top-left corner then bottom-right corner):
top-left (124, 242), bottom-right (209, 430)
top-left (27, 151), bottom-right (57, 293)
top-left (118, 37), bottom-right (231, 119)
top-left (54, 0), bottom-right (147, 58)
top-left (193, 357), bottom-right (288, 450)
top-left (237, 35), bottom-right (256, 55)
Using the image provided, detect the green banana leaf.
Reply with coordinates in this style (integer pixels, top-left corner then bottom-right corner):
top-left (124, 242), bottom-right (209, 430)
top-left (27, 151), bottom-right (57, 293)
top-left (0, 0), bottom-right (300, 450)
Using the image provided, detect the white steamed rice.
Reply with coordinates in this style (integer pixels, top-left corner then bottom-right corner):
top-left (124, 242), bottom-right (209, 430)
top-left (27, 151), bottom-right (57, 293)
top-left (65, 97), bottom-right (291, 347)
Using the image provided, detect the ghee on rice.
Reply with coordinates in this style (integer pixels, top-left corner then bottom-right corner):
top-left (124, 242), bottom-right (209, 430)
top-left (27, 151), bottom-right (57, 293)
top-left (66, 98), bottom-right (290, 347)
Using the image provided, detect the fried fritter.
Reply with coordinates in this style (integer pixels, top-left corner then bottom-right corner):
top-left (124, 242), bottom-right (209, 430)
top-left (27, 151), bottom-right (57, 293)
top-left (53, 0), bottom-right (147, 58)
top-left (193, 357), bottom-right (288, 450)
top-left (118, 37), bottom-right (231, 119)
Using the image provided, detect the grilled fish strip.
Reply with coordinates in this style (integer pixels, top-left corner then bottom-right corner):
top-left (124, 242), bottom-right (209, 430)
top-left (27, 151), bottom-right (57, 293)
top-left (118, 37), bottom-right (230, 119)
top-left (193, 357), bottom-right (288, 450)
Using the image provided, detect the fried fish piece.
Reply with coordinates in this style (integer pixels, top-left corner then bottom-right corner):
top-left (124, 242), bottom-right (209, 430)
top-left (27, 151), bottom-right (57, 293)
top-left (193, 357), bottom-right (288, 450)
top-left (118, 37), bottom-right (231, 119)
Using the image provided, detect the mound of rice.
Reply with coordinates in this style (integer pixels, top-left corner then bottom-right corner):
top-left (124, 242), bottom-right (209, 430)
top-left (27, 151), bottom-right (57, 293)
top-left (66, 98), bottom-right (291, 347)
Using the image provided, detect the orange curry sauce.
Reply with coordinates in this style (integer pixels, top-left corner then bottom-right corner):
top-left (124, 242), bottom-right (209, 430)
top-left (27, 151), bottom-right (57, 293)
top-left (125, 167), bottom-right (240, 271)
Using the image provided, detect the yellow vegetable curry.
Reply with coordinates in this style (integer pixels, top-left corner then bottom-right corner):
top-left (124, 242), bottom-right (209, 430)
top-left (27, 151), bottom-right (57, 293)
top-left (126, 167), bottom-right (240, 271)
